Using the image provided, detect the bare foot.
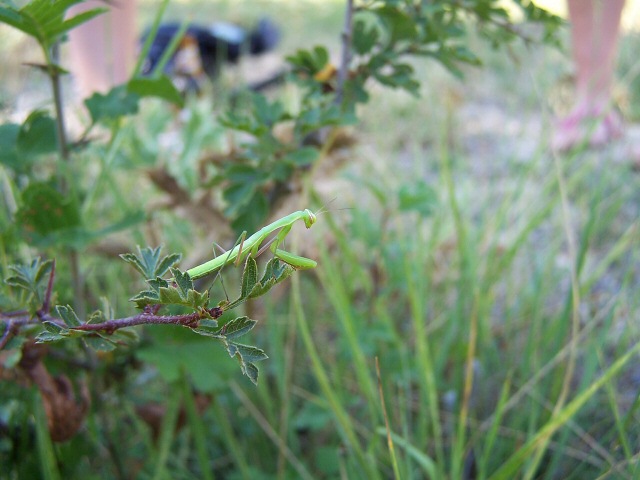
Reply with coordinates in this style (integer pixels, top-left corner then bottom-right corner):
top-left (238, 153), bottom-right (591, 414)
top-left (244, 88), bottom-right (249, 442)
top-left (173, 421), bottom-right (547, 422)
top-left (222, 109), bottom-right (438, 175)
top-left (552, 107), bottom-right (624, 152)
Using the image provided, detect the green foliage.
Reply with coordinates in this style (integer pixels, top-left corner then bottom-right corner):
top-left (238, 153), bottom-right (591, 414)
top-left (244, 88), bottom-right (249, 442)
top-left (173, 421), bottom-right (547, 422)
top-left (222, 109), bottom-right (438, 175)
top-left (127, 75), bottom-right (185, 108)
top-left (120, 245), bottom-right (182, 280)
top-left (7, 1), bottom-right (621, 479)
top-left (0, 111), bottom-right (58, 171)
top-left (5, 257), bottom-right (53, 312)
top-left (84, 85), bottom-right (140, 125)
top-left (0, 0), bottom-right (106, 60)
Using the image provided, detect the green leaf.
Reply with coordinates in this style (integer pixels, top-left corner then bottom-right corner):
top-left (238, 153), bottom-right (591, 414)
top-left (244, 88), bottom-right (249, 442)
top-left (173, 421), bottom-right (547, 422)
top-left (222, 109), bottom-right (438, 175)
top-left (110, 328), bottom-right (140, 344)
top-left (5, 258), bottom-right (53, 296)
top-left (127, 75), bottom-right (185, 108)
top-left (86, 309), bottom-right (106, 324)
top-left (282, 147), bottom-right (319, 167)
top-left (120, 246), bottom-right (181, 279)
top-left (227, 342), bottom-right (268, 363)
top-left (85, 85), bottom-right (140, 124)
top-left (240, 257), bottom-right (258, 299)
top-left (35, 330), bottom-right (66, 343)
top-left (171, 268), bottom-right (194, 299)
top-left (192, 327), bottom-right (222, 339)
top-left (286, 45), bottom-right (330, 73)
top-left (83, 335), bottom-right (116, 352)
top-left (0, 1), bottom-right (105, 50)
top-left (55, 305), bottom-right (82, 327)
top-left (230, 192), bottom-right (268, 237)
top-left (130, 290), bottom-right (160, 309)
top-left (222, 316), bottom-right (257, 340)
top-left (223, 181), bottom-right (257, 217)
top-left (148, 277), bottom-right (170, 292)
top-left (155, 253), bottom-right (182, 278)
top-left (398, 180), bottom-right (438, 217)
top-left (251, 93), bottom-right (285, 128)
top-left (152, 269), bottom-right (209, 309)
top-left (16, 110), bottom-right (58, 159)
top-left (137, 326), bottom-right (238, 392)
top-left (16, 182), bottom-right (82, 239)
top-left (0, 123), bottom-right (20, 169)
top-left (37, 321), bottom-right (69, 343)
top-left (43, 321), bottom-right (66, 334)
top-left (374, 5), bottom-right (418, 44)
top-left (54, 7), bottom-right (106, 38)
top-left (243, 362), bottom-right (259, 385)
top-left (353, 19), bottom-right (379, 55)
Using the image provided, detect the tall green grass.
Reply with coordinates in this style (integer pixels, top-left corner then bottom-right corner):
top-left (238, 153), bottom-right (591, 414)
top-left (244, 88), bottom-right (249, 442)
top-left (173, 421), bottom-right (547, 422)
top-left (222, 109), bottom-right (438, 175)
top-left (5, 2), bottom-right (640, 478)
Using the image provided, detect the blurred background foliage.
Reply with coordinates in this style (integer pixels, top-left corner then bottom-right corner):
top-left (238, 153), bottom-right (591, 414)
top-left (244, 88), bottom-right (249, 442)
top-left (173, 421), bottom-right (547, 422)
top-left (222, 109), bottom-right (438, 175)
top-left (1, 0), bottom-right (640, 479)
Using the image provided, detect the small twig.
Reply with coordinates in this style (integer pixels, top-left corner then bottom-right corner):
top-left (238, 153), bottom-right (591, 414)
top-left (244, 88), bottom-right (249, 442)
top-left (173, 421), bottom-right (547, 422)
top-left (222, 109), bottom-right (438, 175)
top-left (0, 324), bottom-right (18, 350)
top-left (70, 308), bottom-right (223, 334)
top-left (1, 307), bottom-right (224, 347)
top-left (335, 0), bottom-right (354, 107)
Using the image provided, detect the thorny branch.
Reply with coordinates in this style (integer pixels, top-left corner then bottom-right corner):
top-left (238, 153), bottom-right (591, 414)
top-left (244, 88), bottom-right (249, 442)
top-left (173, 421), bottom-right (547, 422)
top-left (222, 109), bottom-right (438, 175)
top-left (0, 260), bottom-right (225, 349)
top-left (1, 308), bottom-right (224, 346)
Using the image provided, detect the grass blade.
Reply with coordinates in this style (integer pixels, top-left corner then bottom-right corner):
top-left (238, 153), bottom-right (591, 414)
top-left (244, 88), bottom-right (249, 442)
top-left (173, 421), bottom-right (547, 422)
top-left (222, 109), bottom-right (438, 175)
top-left (33, 393), bottom-right (61, 480)
top-left (489, 341), bottom-right (640, 480)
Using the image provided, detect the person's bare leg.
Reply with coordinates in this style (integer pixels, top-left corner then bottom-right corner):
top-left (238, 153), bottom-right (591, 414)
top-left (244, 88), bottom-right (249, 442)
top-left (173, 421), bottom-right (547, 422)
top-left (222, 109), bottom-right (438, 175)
top-left (553, 0), bottom-right (626, 150)
top-left (67, 1), bottom-right (137, 97)
top-left (584, 0), bottom-right (625, 110)
top-left (568, 0), bottom-right (596, 108)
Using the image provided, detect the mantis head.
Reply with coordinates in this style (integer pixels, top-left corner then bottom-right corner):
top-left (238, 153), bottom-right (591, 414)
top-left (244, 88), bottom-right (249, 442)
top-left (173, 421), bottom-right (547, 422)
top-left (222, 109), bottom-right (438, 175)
top-left (302, 209), bottom-right (317, 228)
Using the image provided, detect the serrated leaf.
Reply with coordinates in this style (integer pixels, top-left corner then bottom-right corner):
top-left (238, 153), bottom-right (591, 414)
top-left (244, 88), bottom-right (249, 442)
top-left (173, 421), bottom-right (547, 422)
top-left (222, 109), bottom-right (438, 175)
top-left (35, 331), bottom-right (65, 343)
top-left (155, 253), bottom-right (182, 277)
top-left (120, 246), bottom-right (160, 278)
top-left (157, 285), bottom-right (209, 309)
top-left (222, 316), bottom-right (257, 340)
top-left (5, 258), bottom-right (53, 306)
top-left (263, 258), bottom-right (295, 285)
top-left (243, 362), bottom-right (259, 385)
top-left (157, 287), bottom-right (184, 305)
top-left (5, 275), bottom-right (31, 290)
top-left (86, 310), bottom-right (106, 324)
top-left (240, 257), bottom-right (258, 299)
top-left (148, 277), bottom-right (169, 292)
top-left (33, 259), bottom-right (54, 285)
top-left (83, 335), bottom-right (116, 352)
top-left (43, 320), bottom-right (67, 334)
top-left (130, 289), bottom-right (160, 305)
top-left (120, 246), bottom-right (180, 279)
top-left (55, 305), bottom-right (82, 327)
top-left (192, 327), bottom-right (223, 339)
top-left (247, 278), bottom-right (276, 299)
top-left (228, 342), bottom-right (268, 363)
top-left (171, 267), bottom-right (193, 299)
top-left (199, 319), bottom-right (219, 329)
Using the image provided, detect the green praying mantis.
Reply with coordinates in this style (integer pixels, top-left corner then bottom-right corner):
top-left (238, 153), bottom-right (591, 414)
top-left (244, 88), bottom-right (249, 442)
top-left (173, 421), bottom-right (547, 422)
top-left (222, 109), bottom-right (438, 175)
top-left (185, 209), bottom-right (318, 280)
